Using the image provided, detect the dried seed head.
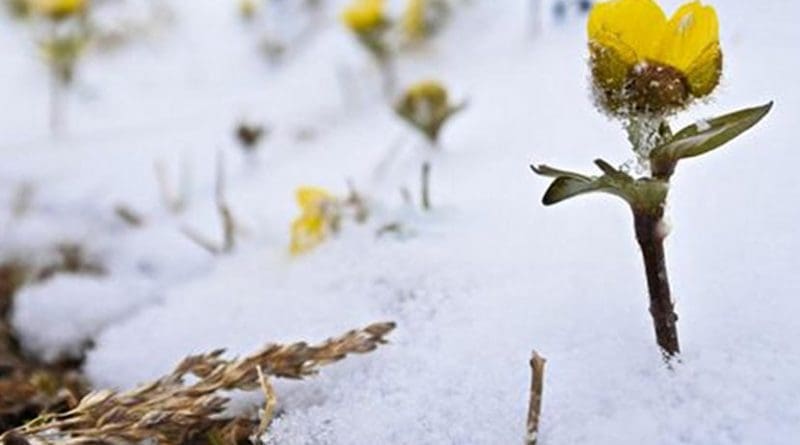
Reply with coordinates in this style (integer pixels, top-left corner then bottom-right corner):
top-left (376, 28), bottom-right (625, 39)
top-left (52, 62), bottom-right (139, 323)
top-left (4, 322), bottom-right (395, 445)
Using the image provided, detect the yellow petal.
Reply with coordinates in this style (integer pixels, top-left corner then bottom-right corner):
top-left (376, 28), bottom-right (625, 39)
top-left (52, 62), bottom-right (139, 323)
top-left (407, 80), bottom-right (448, 105)
top-left (340, 0), bottom-right (385, 32)
top-left (657, 1), bottom-right (719, 72)
top-left (589, 42), bottom-right (633, 109)
top-left (291, 187), bottom-right (335, 255)
top-left (290, 214), bottom-right (327, 255)
top-left (588, 0), bottom-right (667, 63)
top-left (296, 187), bottom-right (332, 209)
top-left (402, 0), bottom-right (427, 40)
top-left (31, 0), bottom-right (86, 18)
top-left (684, 42), bottom-right (722, 97)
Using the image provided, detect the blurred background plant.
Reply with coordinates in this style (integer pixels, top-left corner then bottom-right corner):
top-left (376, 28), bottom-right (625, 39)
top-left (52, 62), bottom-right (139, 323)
top-left (3, 0), bottom-right (31, 19)
top-left (237, 0), bottom-right (327, 66)
top-left (400, 0), bottom-right (451, 45)
top-left (30, 0), bottom-right (91, 135)
top-left (340, 0), bottom-right (394, 95)
top-left (3, 0), bottom-right (174, 136)
top-left (394, 79), bottom-right (464, 210)
top-left (290, 185), bottom-right (368, 255)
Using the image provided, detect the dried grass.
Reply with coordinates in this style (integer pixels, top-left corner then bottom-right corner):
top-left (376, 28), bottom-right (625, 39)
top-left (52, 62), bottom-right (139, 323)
top-left (1, 322), bottom-right (396, 445)
top-left (1, 258), bottom-right (91, 434)
top-left (181, 154), bottom-right (239, 256)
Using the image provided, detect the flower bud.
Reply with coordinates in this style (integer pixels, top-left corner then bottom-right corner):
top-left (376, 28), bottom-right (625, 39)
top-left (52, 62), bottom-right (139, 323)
top-left (394, 80), bottom-right (456, 143)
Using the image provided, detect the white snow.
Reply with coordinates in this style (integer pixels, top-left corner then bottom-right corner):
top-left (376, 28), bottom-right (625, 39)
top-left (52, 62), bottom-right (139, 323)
top-left (678, 12), bottom-right (695, 34)
top-left (2, 1), bottom-right (799, 444)
top-left (11, 274), bottom-right (157, 362)
top-left (695, 118), bottom-right (711, 131)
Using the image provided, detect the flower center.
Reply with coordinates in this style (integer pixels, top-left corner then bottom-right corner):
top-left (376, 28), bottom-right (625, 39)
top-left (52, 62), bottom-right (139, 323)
top-left (624, 62), bottom-right (690, 115)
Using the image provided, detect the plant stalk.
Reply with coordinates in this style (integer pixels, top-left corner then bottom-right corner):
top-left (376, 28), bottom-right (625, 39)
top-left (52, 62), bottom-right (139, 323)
top-left (525, 351), bottom-right (546, 445)
top-left (634, 210), bottom-right (680, 358)
top-left (421, 161), bottom-right (431, 211)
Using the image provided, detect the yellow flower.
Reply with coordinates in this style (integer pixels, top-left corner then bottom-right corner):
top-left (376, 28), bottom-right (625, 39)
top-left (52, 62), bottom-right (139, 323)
top-left (239, 0), bottom-right (258, 20)
top-left (402, 0), bottom-right (427, 41)
top-left (588, 0), bottom-right (721, 116)
top-left (340, 0), bottom-right (386, 34)
top-left (30, 0), bottom-right (86, 20)
top-left (289, 187), bottom-right (339, 255)
top-left (407, 80), bottom-right (448, 107)
top-left (395, 80), bottom-right (456, 143)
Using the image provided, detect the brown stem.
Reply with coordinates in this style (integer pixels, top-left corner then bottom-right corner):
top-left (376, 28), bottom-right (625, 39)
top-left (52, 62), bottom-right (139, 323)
top-left (525, 351), bottom-right (546, 445)
top-left (421, 161), bottom-right (431, 211)
top-left (634, 211), bottom-right (680, 358)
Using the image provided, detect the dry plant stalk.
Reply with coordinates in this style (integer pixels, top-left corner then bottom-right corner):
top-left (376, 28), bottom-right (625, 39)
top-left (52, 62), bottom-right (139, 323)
top-left (2, 322), bottom-right (396, 445)
top-left (181, 155), bottom-right (237, 256)
top-left (420, 161), bottom-right (431, 211)
top-left (525, 351), bottom-right (546, 445)
top-left (215, 155), bottom-right (236, 254)
top-left (114, 205), bottom-right (145, 228)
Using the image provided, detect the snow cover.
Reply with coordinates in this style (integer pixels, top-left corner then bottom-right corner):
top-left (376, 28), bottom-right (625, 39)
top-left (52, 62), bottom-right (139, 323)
top-left (2, 1), bottom-right (799, 444)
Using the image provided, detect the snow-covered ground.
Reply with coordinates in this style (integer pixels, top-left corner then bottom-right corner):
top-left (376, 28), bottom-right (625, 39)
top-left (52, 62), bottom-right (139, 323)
top-left (2, 1), bottom-right (799, 443)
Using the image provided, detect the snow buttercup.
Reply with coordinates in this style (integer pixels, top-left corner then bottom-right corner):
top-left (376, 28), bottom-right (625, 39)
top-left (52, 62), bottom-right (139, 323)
top-left (532, 0), bottom-right (772, 359)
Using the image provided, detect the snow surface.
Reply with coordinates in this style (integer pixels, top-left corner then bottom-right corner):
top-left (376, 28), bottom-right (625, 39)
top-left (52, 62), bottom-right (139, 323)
top-left (2, 1), bottom-right (799, 444)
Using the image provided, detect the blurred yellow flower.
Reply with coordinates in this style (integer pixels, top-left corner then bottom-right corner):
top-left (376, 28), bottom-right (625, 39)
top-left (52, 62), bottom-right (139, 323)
top-left (407, 80), bottom-right (448, 106)
top-left (402, 0), bottom-right (427, 41)
top-left (239, 0), bottom-right (258, 20)
top-left (588, 0), bottom-right (721, 116)
top-left (340, 0), bottom-right (386, 33)
top-left (290, 187), bottom-right (339, 255)
top-left (395, 80), bottom-right (459, 143)
top-left (30, 0), bottom-right (86, 20)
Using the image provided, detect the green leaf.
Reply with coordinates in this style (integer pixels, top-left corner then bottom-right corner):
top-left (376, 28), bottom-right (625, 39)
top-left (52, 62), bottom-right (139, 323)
top-left (541, 176), bottom-right (619, 205)
top-left (531, 162), bottom-right (634, 206)
top-left (593, 159), bottom-right (631, 181)
top-left (530, 164), bottom-right (592, 181)
top-left (651, 102), bottom-right (773, 162)
top-left (531, 161), bottom-right (671, 211)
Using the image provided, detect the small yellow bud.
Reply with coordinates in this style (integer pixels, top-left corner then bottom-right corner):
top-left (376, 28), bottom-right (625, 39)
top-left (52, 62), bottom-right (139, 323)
top-left (239, 0), bottom-right (258, 20)
top-left (402, 0), bottom-right (427, 41)
top-left (30, 0), bottom-right (86, 20)
top-left (340, 0), bottom-right (386, 34)
top-left (395, 80), bottom-right (459, 143)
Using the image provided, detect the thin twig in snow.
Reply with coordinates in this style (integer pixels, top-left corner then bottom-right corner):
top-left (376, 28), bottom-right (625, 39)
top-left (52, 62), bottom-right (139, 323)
top-left (525, 350), bottom-right (546, 445)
